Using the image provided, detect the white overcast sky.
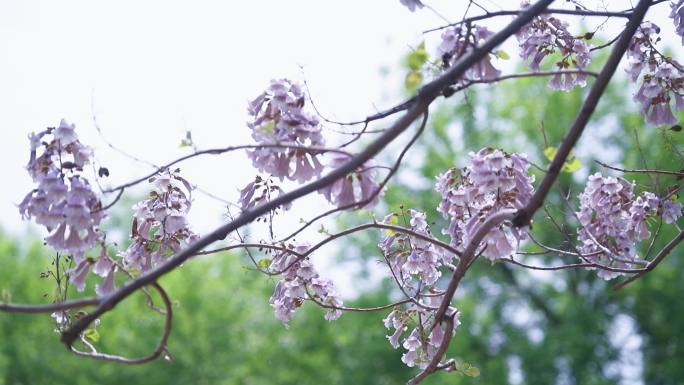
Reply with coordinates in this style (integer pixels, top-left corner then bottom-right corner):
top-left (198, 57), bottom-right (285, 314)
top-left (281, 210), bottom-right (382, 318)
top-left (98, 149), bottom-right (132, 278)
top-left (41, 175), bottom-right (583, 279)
top-left (0, 0), bottom-right (678, 238)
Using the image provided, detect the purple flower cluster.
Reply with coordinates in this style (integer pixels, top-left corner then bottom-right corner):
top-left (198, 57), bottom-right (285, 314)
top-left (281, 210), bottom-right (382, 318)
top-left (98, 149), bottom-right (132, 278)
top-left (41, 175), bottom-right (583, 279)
top-left (378, 210), bottom-right (445, 286)
top-left (627, 22), bottom-right (684, 125)
top-left (268, 243), bottom-right (343, 325)
top-left (383, 298), bottom-right (460, 368)
top-left (247, 79), bottom-right (325, 182)
top-left (576, 173), bottom-right (682, 280)
top-left (238, 176), bottom-right (291, 212)
top-left (120, 170), bottom-right (198, 273)
top-left (18, 120), bottom-right (106, 292)
top-left (438, 25), bottom-right (501, 83)
top-left (19, 120), bottom-right (103, 254)
top-left (436, 148), bottom-right (534, 260)
top-left (672, 1), bottom-right (684, 45)
top-left (318, 154), bottom-right (381, 209)
top-left (516, 1), bottom-right (591, 91)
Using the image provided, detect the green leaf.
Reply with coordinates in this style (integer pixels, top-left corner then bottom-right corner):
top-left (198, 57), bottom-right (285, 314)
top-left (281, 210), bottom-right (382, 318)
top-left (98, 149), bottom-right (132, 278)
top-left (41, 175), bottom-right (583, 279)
top-left (84, 328), bottom-right (100, 343)
top-left (543, 146), bottom-right (582, 173)
top-left (1, 288), bottom-right (11, 303)
top-left (495, 50), bottom-right (510, 60)
top-left (405, 71), bottom-right (423, 91)
top-left (407, 41), bottom-right (429, 70)
top-left (256, 258), bottom-right (271, 270)
top-left (543, 146), bottom-right (557, 161)
top-left (464, 366), bottom-right (481, 377)
top-left (562, 157), bottom-right (582, 172)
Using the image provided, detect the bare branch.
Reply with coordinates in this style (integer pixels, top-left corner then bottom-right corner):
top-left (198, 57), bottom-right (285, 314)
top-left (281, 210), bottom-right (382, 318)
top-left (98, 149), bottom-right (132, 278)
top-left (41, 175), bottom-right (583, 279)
top-left (424, 8), bottom-right (632, 34)
top-left (66, 282), bottom-right (173, 364)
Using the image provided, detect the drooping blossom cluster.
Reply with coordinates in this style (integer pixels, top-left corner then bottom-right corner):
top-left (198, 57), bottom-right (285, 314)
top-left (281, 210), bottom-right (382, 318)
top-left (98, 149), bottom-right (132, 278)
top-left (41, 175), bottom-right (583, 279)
top-left (318, 154), bottom-right (381, 209)
top-left (436, 148), bottom-right (535, 260)
top-left (438, 25), bottom-right (501, 83)
top-left (383, 297), bottom-right (460, 368)
top-left (19, 120), bottom-right (103, 254)
top-left (627, 22), bottom-right (684, 125)
top-left (247, 79), bottom-right (325, 183)
top-left (516, 1), bottom-right (591, 91)
top-left (18, 120), bottom-right (107, 293)
top-left (120, 170), bottom-right (199, 273)
top-left (378, 210), bottom-right (446, 286)
top-left (576, 173), bottom-right (682, 280)
top-left (672, 1), bottom-right (684, 45)
top-left (239, 175), bottom-right (291, 212)
top-left (268, 243), bottom-right (342, 325)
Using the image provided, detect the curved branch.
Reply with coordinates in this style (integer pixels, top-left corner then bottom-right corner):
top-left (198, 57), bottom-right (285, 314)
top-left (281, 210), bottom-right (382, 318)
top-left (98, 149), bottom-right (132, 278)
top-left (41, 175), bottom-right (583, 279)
top-left (66, 282), bottom-right (172, 365)
top-left (430, 209), bottom-right (518, 331)
top-left (614, 228), bottom-right (684, 290)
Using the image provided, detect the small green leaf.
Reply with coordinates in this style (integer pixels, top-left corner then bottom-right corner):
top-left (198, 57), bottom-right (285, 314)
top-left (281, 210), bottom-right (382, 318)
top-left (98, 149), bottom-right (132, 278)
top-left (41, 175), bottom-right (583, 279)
top-left (405, 71), bottom-right (423, 91)
top-left (544, 146), bottom-right (582, 173)
top-left (543, 146), bottom-right (557, 161)
top-left (407, 41), bottom-right (429, 70)
top-left (464, 366), bottom-right (481, 377)
top-left (256, 258), bottom-right (272, 269)
top-left (495, 50), bottom-right (510, 60)
top-left (562, 157), bottom-right (582, 172)
top-left (84, 328), bottom-right (100, 343)
top-left (1, 288), bottom-right (11, 303)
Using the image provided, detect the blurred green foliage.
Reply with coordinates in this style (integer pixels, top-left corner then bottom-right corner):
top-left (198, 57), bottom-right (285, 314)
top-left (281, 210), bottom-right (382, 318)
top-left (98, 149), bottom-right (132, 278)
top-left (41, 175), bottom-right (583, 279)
top-left (0, 233), bottom-right (417, 385)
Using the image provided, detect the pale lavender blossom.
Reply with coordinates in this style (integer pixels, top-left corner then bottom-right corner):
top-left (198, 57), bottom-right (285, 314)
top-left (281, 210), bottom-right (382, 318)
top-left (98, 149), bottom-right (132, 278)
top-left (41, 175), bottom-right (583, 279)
top-left (53, 119), bottom-right (78, 145)
top-left (378, 209), bottom-right (445, 285)
top-left (19, 120), bottom-right (106, 292)
top-left (268, 243), bottom-right (343, 325)
top-left (439, 25), bottom-right (501, 83)
top-left (67, 254), bottom-right (91, 292)
top-left (627, 22), bottom-right (684, 125)
top-left (122, 170), bottom-right (197, 273)
top-left (318, 154), bottom-right (381, 209)
top-left (399, 0), bottom-right (424, 12)
top-left (662, 199), bottom-right (683, 224)
top-left (436, 148), bottom-right (534, 260)
top-left (384, 302), bottom-right (460, 369)
top-left (238, 176), bottom-right (291, 212)
top-left (575, 173), bottom-right (678, 280)
top-left (671, 0), bottom-right (684, 45)
top-left (516, 6), bottom-right (592, 91)
top-left (246, 79), bottom-right (325, 182)
top-left (95, 266), bottom-right (117, 297)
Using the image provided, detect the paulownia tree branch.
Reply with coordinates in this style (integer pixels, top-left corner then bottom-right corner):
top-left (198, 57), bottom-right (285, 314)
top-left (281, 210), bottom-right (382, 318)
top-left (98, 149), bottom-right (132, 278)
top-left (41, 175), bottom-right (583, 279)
top-left (58, 0), bottom-right (557, 349)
